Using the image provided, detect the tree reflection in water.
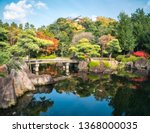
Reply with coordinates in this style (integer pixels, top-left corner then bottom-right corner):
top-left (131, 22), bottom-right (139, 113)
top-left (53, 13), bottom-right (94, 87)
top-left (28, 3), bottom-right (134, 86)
top-left (0, 69), bottom-right (150, 116)
top-left (0, 86), bottom-right (54, 116)
top-left (54, 69), bottom-right (150, 116)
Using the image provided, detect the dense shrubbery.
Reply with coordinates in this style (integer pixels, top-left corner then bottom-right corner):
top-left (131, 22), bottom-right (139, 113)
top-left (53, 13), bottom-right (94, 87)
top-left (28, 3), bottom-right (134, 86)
top-left (0, 52), bottom-right (10, 65)
top-left (116, 55), bottom-right (143, 63)
top-left (0, 8), bottom-right (150, 66)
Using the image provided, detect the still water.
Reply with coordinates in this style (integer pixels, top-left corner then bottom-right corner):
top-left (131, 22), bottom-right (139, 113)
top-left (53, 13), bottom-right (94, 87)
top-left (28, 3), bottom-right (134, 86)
top-left (0, 64), bottom-right (150, 116)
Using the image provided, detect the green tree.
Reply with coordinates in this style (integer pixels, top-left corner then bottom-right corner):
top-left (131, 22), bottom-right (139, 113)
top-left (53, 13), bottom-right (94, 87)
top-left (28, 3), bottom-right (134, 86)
top-left (0, 27), bottom-right (8, 42)
top-left (103, 39), bottom-right (122, 58)
top-left (11, 22), bottom-right (18, 28)
top-left (24, 22), bottom-right (30, 30)
top-left (14, 29), bottom-right (53, 58)
top-left (19, 24), bottom-right (23, 30)
top-left (131, 8), bottom-right (150, 51)
top-left (117, 12), bottom-right (136, 53)
top-left (69, 38), bottom-right (100, 60)
top-left (0, 27), bottom-right (10, 65)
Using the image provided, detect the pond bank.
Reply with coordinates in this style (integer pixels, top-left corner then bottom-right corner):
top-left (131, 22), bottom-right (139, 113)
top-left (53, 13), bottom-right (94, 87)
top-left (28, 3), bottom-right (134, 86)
top-left (0, 57), bottom-right (150, 109)
top-left (0, 63), bottom-right (71, 109)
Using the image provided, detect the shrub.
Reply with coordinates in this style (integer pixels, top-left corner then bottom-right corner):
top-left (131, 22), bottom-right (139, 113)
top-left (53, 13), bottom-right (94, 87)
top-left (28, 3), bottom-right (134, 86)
top-left (88, 73), bottom-right (99, 81)
top-left (122, 55), bottom-right (143, 63)
top-left (88, 60), bottom-right (111, 69)
top-left (88, 61), bottom-right (100, 68)
top-left (0, 52), bottom-right (10, 65)
top-left (103, 60), bottom-right (111, 68)
top-left (116, 55), bottom-right (143, 63)
top-left (6, 59), bottom-right (21, 73)
top-left (0, 72), bottom-right (5, 77)
top-left (116, 55), bottom-right (125, 61)
top-left (77, 55), bottom-right (86, 60)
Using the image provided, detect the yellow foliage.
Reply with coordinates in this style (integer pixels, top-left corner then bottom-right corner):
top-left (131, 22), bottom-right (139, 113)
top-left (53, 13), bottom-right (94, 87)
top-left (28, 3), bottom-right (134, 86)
top-left (96, 16), bottom-right (116, 27)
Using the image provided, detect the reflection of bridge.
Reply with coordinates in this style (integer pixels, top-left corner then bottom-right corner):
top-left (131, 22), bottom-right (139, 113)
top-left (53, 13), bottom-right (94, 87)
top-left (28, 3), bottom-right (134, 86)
top-left (25, 58), bottom-right (79, 75)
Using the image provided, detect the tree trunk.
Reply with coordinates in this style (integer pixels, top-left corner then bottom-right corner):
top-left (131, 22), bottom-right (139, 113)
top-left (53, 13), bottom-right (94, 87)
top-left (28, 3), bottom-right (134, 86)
top-left (109, 53), bottom-right (112, 61)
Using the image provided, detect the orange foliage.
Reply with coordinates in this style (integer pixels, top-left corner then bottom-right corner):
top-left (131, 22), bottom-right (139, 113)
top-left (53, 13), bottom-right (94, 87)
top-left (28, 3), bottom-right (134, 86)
top-left (36, 32), bottom-right (59, 54)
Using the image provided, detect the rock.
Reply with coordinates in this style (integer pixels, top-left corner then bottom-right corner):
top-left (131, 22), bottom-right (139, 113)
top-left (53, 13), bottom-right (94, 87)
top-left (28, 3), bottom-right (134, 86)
top-left (0, 74), bottom-right (16, 109)
top-left (78, 61), bottom-right (88, 71)
top-left (90, 66), bottom-right (104, 73)
top-left (90, 62), bottom-right (105, 73)
top-left (53, 76), bottom-right (72, 82)
top-left (30, 74), bottom-right (53, 86)
top-left (13, 69), bottom-right (35, 97)
top-left (125, 62), bottom-right (134, 68)
top-left (0, 63), bottom-right (36, 108)
top-left (134, 59), bottom-right (148, 69)
top-left (109, 60), bottom-right (119, 70)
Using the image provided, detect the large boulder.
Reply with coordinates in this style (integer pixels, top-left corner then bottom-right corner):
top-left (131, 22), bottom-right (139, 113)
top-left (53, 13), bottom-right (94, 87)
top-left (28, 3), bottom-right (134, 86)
top-left (12, 68), bottom-right (35, 97)
top-left (0, 74), bottom-right (16, 109)
top-left (125, 62), bottom-right (134, 68)
top-left (134, 59), bottom-right (148, 69)
top-left (109, 60), bottom-right (119, 70)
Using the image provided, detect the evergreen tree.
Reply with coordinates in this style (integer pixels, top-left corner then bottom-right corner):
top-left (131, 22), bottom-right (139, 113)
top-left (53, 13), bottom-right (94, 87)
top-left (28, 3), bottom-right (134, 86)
top-left (117, 12), bottom-right (136, 53)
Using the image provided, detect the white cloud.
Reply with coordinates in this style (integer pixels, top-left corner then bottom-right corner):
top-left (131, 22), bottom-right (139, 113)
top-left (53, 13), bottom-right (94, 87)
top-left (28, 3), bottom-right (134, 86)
top-left (3, 0), bottom-right (48, 22)
top-left (3, 0), bottom-right (32, 22)
top-left (36, 1), bottom-right (48, 9)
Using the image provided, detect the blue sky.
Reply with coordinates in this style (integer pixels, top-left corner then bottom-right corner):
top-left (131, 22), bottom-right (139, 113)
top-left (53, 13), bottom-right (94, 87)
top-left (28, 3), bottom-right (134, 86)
top-left (0, 0), bottom-right (150, 27)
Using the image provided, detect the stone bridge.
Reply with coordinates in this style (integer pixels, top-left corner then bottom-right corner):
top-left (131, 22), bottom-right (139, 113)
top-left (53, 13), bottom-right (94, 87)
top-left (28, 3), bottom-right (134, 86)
top-left (25, 57), bottom-right (79, 75)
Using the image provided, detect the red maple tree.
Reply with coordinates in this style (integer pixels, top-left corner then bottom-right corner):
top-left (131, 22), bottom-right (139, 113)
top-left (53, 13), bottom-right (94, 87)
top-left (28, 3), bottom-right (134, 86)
top-left (133, 51), bottom-right (149, 59)
top-left (36, 32), bottom-right (59, 54)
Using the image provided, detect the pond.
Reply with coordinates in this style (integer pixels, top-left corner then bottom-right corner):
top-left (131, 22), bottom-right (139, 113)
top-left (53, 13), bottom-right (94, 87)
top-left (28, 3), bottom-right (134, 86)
top-left (0, 64), bottom-right (150, 116)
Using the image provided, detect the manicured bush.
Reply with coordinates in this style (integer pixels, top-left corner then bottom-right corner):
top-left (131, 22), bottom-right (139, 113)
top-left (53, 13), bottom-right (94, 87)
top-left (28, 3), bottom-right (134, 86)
top-left (133, 51), bottom-right (149, 58)
top-left (116, 55), bottom-right (125, 61)
top-left (88, 60), bottom-right (100, 68)
top-left (88, 60), bottom-right (111, 69)
top-left (116, 55), bottom-right (143, 63)
top-left (122, 55), bottom-right (143, 63)
top-left (77, 55), bottom-right (86, 60)
top-left (103, 60), bottom-right (111, 68)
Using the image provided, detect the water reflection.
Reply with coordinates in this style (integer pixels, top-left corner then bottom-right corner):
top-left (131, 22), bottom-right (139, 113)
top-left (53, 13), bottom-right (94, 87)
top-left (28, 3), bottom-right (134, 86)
top-left (0, 86), bottom-right (54, 116)
top-left (0, 69), bottom-right (150, 116)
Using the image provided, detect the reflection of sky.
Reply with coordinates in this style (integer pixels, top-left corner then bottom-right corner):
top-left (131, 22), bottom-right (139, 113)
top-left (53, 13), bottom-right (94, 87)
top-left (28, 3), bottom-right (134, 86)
top-left (33, 89), bottom-right (114, 116)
